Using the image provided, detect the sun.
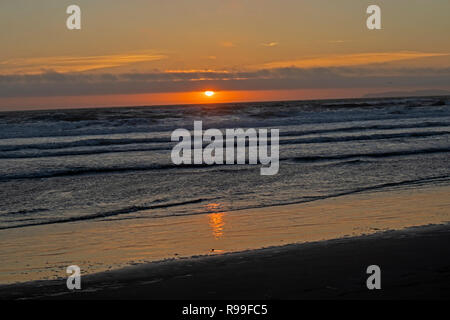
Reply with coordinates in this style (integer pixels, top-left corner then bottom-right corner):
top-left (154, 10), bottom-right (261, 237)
top-left (204, 91), bottom-right (215, 97)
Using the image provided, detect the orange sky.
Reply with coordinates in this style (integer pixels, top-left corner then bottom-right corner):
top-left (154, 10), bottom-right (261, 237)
top-left (0, 89), bottom-right (369, 111)
top-left (0, 0), bottom-right (449, 110)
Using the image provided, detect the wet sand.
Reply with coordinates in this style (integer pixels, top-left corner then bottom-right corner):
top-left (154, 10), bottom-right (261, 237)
top-left (1, 223), bottom-right (450, 300)
top-left (1, 185), bottom-right (449, 285)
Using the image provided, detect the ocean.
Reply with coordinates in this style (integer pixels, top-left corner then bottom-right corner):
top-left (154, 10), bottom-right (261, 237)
top-left (0, 96), bottom-right (449, 232)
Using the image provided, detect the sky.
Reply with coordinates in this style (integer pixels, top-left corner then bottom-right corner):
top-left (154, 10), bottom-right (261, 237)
top-left (0, 0), bottom-right (449, 110)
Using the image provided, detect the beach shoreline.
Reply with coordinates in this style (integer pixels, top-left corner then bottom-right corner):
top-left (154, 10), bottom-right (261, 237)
top-left (1, 184), bottom-right (449, 287)
top-left (1, 223), bottom-right (450, 300)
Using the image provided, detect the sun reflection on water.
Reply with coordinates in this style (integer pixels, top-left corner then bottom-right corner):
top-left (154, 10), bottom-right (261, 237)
top-left (206, 203), bottom-right (225, 240)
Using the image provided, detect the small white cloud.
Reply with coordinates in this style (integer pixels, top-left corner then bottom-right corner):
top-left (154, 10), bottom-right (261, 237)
top-left (262, 42), bottom-right (279, 47)
top-left (0, 52), bottom-right (166, 74)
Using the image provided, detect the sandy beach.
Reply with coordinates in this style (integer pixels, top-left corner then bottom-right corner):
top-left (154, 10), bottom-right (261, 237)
top-left (1, 223), bottom-right (450, 300)
top-left (1, 183), bottom-right (450, 300)
top-left (1, 184), bottom-right (449, 285)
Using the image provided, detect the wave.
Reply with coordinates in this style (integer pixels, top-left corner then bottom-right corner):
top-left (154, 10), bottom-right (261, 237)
top-left (1, 147), bottom-right (448, 182)
top-left (0, 145), bottom-right (169, 159)
top-left (286, 147), bottom-right (450, 163)
top-left (0, 137), bottom-right (171, 152)
top-left (0, 163), bottom-right (217, 182)
top-left (0, 208), bottom-right (49, 217)
top-left (2, 175), bottom-right (448, 230)
top-left (1, 129), bottom-right (448, 160)
top-left (280, 130), bottom-right (449, 146)
top-left (1, 121), bottom-right (448, 153)
top-left (0, 198), bottom-right (207, 230)
top-left (280, 122), bottom-right (450, 137)
top-left (280, 175), bottom-right (450, 204)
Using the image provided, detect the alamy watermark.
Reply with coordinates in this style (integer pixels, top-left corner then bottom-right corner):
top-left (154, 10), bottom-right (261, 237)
top-left (366, 5), bottom-right (382, 30)
top-left (366, 265), bottom-right (381, 290)
top-left (65, 5), bottom-right (381, 31)
top-left (66, 265), bottom-right (81, 290)
top-left (171, 121), bottom-right (279, 176)
top-left (66, 5), bottom-right (81, 30)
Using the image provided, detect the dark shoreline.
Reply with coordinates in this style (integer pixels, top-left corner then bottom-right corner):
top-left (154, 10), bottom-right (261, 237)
top-left (1, 223), bottom-right (450, 300)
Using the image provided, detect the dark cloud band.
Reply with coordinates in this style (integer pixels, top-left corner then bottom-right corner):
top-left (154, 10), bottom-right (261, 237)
top-left (1, 67), bottom-right (449, 98)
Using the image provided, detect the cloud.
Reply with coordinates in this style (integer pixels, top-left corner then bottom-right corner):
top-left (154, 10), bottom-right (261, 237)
top-left (1, 66), bottom-right (449, 98)
top-left (0, 53), bottom-right (166, 74)
top-left (256, 52), bottom-right (449, 69)
top-left (262, 42), bottom-right (279, 47)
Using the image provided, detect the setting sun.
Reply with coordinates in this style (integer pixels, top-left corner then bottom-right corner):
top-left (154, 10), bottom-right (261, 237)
top-left (204, 91), bottom-right (215, 97)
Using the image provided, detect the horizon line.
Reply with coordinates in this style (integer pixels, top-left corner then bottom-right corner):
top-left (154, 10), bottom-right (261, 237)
top-left (1, 93), bottom-right (449, 113)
